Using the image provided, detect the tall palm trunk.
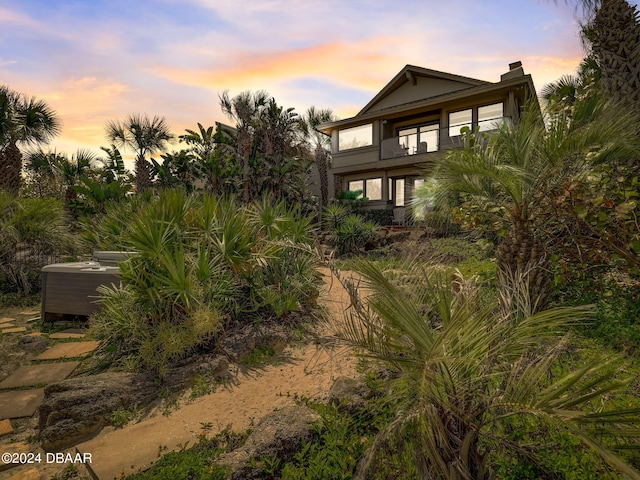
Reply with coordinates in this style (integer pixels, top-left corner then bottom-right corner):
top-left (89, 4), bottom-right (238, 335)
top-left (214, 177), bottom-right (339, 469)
top-left (496, 208), bottom-right (549, 310)
top-left (0, 143), bottom-right (23, 194)
top-left (136, 155), bottom-right (153, 193)
top-left (589, 0), bottom-right (640, 112)
top-left (238, 130), bottom-right (251, 203)
top-left (316, 144), bottom-right (329, 209)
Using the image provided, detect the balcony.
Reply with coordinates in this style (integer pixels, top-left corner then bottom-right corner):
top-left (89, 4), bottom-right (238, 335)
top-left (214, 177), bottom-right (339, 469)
top-left (380, 117), bottom-right (507, 160)
top-left (381, 136), bottom-right (430, 159)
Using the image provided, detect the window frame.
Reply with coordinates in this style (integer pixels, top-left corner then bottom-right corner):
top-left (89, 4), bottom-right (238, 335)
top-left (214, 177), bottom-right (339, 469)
top-left (448, 109), bottom-right (473, 137)
top-left (338, 123), bottom-right (373, 151)
top-left (477, 102), bottom-right (504, 132)
top-left (348, 177), bottom-right (383, 201)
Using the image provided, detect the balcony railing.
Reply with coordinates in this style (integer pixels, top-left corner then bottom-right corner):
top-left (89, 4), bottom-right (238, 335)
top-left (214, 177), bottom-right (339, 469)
top-left (381, 136), bottom-right (432, 159)
top-left (380, 117), bottom-right (508, 160)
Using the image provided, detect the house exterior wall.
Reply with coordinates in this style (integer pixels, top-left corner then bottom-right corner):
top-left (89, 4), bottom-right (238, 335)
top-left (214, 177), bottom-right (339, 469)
top-left (320, 64), bottom-right (536, 213)
top-left (367, 76), bottom-right (477, 113)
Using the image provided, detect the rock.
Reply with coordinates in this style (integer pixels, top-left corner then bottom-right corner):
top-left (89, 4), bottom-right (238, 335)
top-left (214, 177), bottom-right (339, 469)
top-left (328, 376), bottom-right (370, 412)
top-left (161, 355), bottom-right (230, 391)
top-left (18, 335), bottom-right (49, 354)
top-left (217, 405), bottom-right (321, 479)
top-left (219, 323), bottom-right (288, 363)
top-left (38, 372), bottom-right (160, 451)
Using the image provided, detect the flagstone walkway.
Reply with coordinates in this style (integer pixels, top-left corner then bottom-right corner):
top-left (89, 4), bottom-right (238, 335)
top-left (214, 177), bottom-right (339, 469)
top-left (0, 312), bottom-right (96, 479)
top-left (0, 267), bottom-right (356, 480)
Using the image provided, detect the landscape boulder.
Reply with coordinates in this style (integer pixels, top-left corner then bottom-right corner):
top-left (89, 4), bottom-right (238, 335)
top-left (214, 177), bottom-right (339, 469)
top-left (38, 372), bottom-right (160, 451)
top-left (217, 405), bottom-right (321, 479)
top-left (328, 376), bottom-right (371, 413)
top-left (218, 322), bottom-right (288, 362)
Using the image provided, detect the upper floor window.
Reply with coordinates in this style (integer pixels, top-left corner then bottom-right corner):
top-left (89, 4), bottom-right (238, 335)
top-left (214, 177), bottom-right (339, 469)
top-left (339, 124), bottom-right (373, 151)
top-left (478, 102), bottom-right (504, 132)
top-left (449, 109), bottom-right (472, 137)
top-left (419, 124), bottom-right (439, 152)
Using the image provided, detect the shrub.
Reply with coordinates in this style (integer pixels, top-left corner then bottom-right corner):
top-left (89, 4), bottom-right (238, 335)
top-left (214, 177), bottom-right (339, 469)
top-left (0, 192), bottom-right (77, 294)
top-left (334, 214), bottom-right (381, 254)
top-left (88, 189), bottom-right (320, 374)
top-left (332, 260), bottom-right (640, 479)
top-left (360, 208), bottom-right (393, 226)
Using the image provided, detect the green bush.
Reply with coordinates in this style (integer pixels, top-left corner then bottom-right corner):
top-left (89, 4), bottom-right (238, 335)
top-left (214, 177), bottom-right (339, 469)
top-left (0, 192), bottom-right (77, 294)
top-left (88, 189), bottom-right (321, 374)
top-left (334, 214), bottom-right (381, 254)
top-left (360, 208), bottom-right (393, 226)
top-left (126, 428), bottom-right (246, 480)
top-left (553, 271), bottom-right (640, 352)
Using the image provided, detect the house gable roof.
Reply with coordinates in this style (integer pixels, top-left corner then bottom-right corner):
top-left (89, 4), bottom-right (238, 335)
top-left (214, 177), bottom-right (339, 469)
top-left (357, 65), bottom-right (490, 116)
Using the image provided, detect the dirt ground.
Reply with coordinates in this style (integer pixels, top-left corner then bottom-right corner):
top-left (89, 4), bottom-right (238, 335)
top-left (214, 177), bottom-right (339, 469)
top-left (0, 267), bottom-right (358, 479)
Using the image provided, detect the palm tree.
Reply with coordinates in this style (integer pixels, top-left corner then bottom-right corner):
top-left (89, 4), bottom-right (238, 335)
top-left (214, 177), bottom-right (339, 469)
top-left (219, 90), bottom-right (270, 203)
top-left (52, 149), bottom-right (96, 205)
top-left (582, 0), bottom-right (640, 112)
top-left (105, 114), bottom-right (174, 193)
top-left (98, 145), bottom-right (128, 183)
top-left (300, 107), bottom-right (336, 209)
top-left (333, 260), bottom-right (640, 479)
top-left (428, 93), bottom-right (638, 309)
top-left (255, 98), bottom-right (308, 203)
top-left (0, 85), bottom-right (61, 194)
top-left (180, 123), bottom-right (227, 193)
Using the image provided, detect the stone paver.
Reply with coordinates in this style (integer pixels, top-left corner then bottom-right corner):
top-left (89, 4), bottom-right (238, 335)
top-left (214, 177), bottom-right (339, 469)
top-left (18, 310), bottom-right (39, 316)
top-left (49, 332), bottom-right (85, 340)
top-left (6, 468), bottom-right (42, 480)
top-left (0, 419), bottom-right (13, 436)
top-left (0, 443), bottom-right (30, 473)
top-left (0, 317), bottom-right (14, 322)
top-left (0, 322), bottom-right (15, 329)
top-left (25, 332), bottom-right (41, 337)
top-left (1, 328), bottom-right (27, 334)
top-left (0, 389), bottom-right (44, 420)
top-left (0, 362), bottom-right (79, 389)
top-left (35, 341), bottom-right (99, 361)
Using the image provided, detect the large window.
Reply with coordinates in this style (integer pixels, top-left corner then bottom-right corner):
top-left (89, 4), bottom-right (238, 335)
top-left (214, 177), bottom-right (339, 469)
top-left (398, 127), bottom-right (417, 154)
top-left (366, 178), bottom-right (382, 200)
top-left (449, 109), bottom-right (472, 137)
top-left (419, 124), bottom-right (439, 152)
top-left (396, 123), bottom-right (439, 155)
top-left (339, 124), bottom-right (373, 151)
top-left (395, 178), bottom-right (405, 206)
top-left (348, 180), bottom-right (364, 198)
top-left (478, 102), bottom-right (504, 132)
top-left (348, 178), bottom-right (382, 200)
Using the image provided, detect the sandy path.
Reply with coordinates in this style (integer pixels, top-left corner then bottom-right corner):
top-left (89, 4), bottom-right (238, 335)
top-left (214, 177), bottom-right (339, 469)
top-left (76, 267), bottom-right (357, 480)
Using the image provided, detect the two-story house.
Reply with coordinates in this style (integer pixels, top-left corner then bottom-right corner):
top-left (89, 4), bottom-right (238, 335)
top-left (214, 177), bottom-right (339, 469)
top-left (317, 62), bottom-right (536, 218)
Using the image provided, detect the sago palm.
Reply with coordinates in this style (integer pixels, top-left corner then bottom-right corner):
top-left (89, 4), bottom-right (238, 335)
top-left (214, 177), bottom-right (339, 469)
top-left (333, 260), bottom-right (640, 479)
top-left (0, 85), bottom-right (60, 193)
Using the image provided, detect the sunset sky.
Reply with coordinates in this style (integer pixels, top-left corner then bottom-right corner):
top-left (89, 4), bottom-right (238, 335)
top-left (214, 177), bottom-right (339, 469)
top-left (1, 0), bottom-right (632, 158)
